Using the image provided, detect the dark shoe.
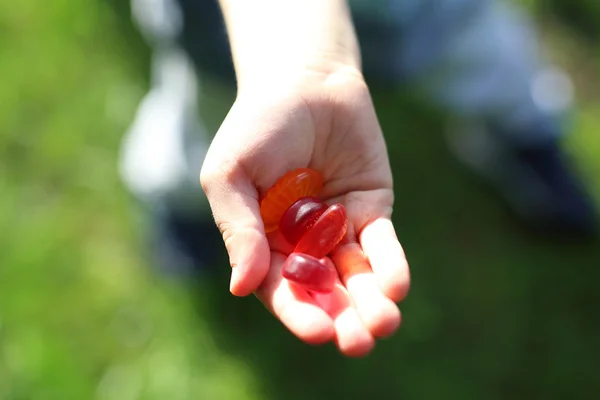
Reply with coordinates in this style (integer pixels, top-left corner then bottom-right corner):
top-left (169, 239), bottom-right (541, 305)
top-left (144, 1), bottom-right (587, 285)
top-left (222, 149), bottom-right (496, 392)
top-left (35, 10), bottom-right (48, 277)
top-left (445, 120), bottom-right (598, 237)
top-left (152, 208), bottom-right (225, 277)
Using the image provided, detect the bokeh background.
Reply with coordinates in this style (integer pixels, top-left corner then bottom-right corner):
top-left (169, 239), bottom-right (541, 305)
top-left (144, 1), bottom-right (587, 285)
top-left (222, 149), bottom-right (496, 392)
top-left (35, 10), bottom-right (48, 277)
top-left (1, 0), bottom-right (600, 399)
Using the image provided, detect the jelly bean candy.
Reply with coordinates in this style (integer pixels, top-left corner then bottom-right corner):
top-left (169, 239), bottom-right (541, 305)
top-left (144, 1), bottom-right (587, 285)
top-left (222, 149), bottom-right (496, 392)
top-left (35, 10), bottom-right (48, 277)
top-left (294, 203), bottom-right (347, 259)
top-left (279, 196), bottom-right (328, 246)
top-left (260, 168), bottom-right (323, 233)
top-left (282, 252), bottom-right (337, 293)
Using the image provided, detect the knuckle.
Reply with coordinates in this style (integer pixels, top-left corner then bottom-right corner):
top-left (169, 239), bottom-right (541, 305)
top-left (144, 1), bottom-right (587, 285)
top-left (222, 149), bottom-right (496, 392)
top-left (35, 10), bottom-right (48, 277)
top-left (216, 220), bottom-right (235, 249)
top-left (199, 158), bottom-right (241, 194)
top-left (199, 166), bottom-right (217, 193)
top-left (217, 222), bottom-right (261, 256)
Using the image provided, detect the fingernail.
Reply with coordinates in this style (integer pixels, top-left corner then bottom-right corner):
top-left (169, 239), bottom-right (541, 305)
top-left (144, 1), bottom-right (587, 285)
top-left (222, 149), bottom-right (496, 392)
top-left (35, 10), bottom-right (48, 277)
top-left (230, 266), bottom-right (241, 292)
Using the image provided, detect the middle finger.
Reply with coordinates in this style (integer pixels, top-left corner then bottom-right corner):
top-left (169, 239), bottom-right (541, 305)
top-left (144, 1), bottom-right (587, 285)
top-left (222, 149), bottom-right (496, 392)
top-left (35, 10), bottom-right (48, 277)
top-left (331, 238), bottom-right (401, 338)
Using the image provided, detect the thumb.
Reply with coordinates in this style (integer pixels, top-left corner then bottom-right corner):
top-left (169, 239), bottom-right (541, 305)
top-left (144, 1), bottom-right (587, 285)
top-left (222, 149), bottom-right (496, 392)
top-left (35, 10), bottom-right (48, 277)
top-left (200, 162), bottom-right (270, 297)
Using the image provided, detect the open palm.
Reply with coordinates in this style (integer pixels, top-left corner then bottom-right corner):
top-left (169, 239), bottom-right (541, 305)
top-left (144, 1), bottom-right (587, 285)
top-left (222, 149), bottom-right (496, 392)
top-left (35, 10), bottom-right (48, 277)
top-left (201, 71), bottom-right (410, 357)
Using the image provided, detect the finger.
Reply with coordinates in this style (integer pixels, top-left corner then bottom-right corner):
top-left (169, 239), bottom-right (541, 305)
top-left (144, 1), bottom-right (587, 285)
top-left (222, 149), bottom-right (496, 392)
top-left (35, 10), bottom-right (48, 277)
top-left (311, 279), bottom-right (376, 358)
top-left (331, 240), bottom-right (401, 338)
top-left (200, 163), bottom-right (270, 297)
top-left (359, 218), bottom-right (410, 302)
top-left (256, 252), bottom-right (335, 345)
top-left (266, 229), bottom-right (295, 255)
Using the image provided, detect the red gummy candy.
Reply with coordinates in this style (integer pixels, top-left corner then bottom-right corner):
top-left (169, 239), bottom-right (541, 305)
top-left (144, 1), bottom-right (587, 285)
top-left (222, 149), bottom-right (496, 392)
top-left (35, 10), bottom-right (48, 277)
top-left (260, 168), bottom-right (323, 233)
top-left (294, 203), bottom-right (347, 259)
top-left (282, 253), bottom-right (337, 293)
top-left (279, 196), bottom-right (328, 246)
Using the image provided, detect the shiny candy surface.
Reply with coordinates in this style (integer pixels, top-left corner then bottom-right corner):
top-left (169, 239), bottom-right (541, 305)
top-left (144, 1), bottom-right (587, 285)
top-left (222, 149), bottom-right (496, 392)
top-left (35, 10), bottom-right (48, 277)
top-left (260, 168), bottom-right (324, 233)
top-left (279, 196), bottom-right (328, 246)
top-left (294, 203), bottom-right (347, 259)
top-left (282, 253), bottom-right (337, 293)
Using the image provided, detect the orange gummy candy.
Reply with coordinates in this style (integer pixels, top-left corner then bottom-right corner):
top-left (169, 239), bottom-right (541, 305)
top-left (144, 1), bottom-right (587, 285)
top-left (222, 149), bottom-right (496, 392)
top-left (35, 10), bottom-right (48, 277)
top-left (260, 168), bottom-right (324, 233)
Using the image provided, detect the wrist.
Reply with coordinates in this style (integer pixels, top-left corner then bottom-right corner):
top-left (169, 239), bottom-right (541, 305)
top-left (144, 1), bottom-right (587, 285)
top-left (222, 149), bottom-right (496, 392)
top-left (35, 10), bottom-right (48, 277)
top-left (237, 58), bottom-right (363, 97)
top-left (218, 0), bottom-right (361, 93)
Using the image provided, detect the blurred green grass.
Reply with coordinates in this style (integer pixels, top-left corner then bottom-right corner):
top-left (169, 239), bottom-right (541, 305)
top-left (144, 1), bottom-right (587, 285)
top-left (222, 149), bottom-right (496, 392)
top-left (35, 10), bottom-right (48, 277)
top-left (1, 1), bottom-right (600, 399)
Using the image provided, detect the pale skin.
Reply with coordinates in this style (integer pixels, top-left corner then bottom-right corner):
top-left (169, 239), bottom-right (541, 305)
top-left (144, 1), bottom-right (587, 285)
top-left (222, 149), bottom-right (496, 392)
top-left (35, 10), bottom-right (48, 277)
top-left (200, 0), bottom-right (410, 357)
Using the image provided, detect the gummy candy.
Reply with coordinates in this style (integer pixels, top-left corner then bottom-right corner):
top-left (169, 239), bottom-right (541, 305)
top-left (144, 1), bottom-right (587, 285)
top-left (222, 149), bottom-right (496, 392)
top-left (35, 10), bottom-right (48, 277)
top-left (294, 203), bottom-right (347, 259)
top-left (279, 196), bottom-right (328, 246)
top-left (263, 169), bottom-right (349, 294)
top-left (260, 168), bottom-right (323, 232)
top-left (282, 253), bottom-right (337, 293)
